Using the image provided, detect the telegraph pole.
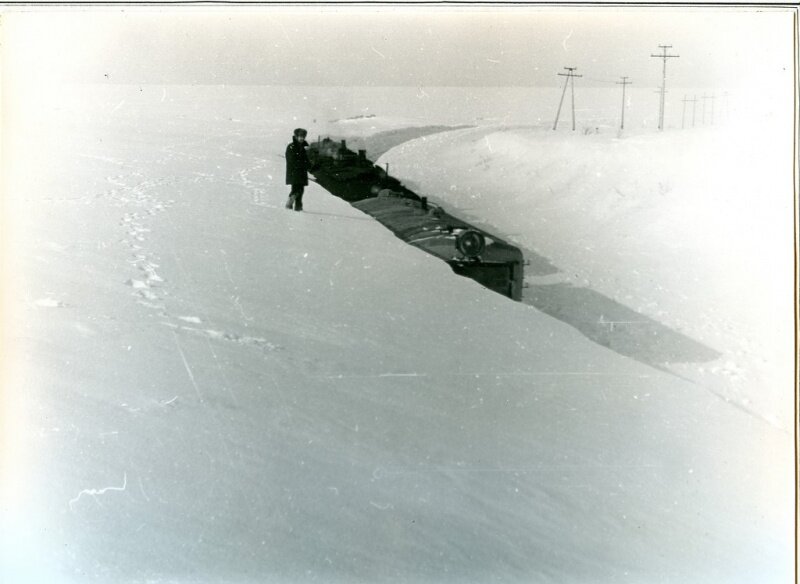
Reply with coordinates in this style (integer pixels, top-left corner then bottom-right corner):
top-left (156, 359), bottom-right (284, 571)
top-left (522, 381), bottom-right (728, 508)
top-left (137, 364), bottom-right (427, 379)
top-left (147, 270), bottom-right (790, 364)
top-left (710, 93), bottom-right (716, 125)
top-left (654, 88), bottom-right (666, 128)
top-left (722, 91), bottom-right (730, 123)
top-left (616, 76), bottom-right (632, 130)
top-left (650, 45), bottom-right (679, 130)
top-left (681, 95), bottom-right (689, 129)
top-left (682, 95), bottom-right (698, 129)
top-left (570, 69), bottom-right (577, 131)
top-left (701, 94), bottom-right (710, 125)
top-left (691, 95), bottom-right (698, 127)
top-left (553, 67), bottom-right (582, 131)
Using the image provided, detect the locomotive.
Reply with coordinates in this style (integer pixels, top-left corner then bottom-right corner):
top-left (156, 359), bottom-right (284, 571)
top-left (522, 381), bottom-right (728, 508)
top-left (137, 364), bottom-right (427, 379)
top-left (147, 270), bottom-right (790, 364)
top-left (308, 137), bottom-right (524, 301)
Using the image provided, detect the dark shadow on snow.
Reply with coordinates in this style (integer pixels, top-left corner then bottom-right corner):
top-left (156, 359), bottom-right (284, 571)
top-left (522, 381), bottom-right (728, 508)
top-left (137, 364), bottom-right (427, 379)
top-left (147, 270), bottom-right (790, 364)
top-left (405, 193), bottom-right (719, 367)
top-left (523, 282), bottom-right (721, 366)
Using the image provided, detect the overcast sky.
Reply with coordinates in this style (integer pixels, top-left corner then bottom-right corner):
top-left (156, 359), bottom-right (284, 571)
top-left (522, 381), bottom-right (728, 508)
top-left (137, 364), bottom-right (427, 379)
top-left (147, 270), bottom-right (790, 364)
top-left (2, 6), bottom-right (795, 89)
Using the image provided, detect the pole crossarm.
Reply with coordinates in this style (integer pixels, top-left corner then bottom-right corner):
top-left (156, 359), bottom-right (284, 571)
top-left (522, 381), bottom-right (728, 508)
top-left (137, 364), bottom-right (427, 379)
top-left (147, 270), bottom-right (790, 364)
top-left (557, 67), bottom-right (583, 79)
top-left (650, 45), bottom-right (680, 60)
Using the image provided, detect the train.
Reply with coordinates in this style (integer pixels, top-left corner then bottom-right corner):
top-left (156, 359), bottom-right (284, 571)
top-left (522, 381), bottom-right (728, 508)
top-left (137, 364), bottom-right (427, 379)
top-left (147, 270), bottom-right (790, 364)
top-left (308, 137), bottom-right (524, 301)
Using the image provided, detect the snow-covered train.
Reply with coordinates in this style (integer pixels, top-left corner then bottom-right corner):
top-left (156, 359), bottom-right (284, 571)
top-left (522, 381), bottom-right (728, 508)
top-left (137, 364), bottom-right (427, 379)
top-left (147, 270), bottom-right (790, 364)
top-left (308, 138), bottom-right (524, 301)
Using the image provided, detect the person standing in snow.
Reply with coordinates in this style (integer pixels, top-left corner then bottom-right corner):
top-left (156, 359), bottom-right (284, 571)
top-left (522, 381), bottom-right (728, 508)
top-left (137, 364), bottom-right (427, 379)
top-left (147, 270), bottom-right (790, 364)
top-left (285, 127), bottom-right (311, 211)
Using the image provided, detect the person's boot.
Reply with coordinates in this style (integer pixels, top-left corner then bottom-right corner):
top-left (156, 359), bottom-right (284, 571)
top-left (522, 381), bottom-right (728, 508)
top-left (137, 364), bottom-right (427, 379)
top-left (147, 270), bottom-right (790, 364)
top-left (285, 195), bottom-right (295, 209)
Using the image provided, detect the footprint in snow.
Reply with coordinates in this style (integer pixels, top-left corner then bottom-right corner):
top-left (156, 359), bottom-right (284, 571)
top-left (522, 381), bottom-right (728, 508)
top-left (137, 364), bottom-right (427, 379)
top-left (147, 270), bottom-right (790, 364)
top-left (162, 321), bottom-right (282, 352)
top-left (203, 329), bottom-right (278, 349)
top-left (138, 263), bottom-right (164, 285)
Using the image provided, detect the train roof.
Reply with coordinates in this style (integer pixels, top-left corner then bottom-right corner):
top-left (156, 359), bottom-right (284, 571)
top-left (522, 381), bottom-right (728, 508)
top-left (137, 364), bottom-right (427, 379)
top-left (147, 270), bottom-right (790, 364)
top-left (353, 195), bottom-right (523, 265)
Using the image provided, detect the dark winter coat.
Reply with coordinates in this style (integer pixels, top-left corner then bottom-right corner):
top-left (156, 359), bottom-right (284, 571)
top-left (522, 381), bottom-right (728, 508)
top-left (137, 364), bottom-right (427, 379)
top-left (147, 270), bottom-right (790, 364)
top-left (285, 138), bottom-right (311, 186)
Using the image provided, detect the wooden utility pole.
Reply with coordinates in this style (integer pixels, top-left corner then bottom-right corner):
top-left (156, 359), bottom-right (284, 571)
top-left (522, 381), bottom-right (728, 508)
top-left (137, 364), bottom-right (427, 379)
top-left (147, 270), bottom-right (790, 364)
top-left (654, 88), bottom-right (666, 128)
top-left (681, 95), bottom-right (697, 129)
top-left (650, 45), bottom-right (679, 130)
top-left (691, 95), bottom-right (698, 127)
top-left (616, 76), bottom-right (632, 130)
top-left (553, 67), bottom-right (582, 131)
top-left (681, 95), bottom-right (689, 129)
top-left (710, 93), bottom-right (716, 125)
top-left (722, 91), bottom-right (730, 123)
top-left (701, 94), bottom-right (710, 125)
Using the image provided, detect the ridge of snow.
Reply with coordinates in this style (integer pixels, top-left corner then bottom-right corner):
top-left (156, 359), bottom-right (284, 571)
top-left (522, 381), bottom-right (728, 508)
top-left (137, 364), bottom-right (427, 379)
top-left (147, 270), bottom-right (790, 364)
top-left (377, 121), bottom-right (794, 430)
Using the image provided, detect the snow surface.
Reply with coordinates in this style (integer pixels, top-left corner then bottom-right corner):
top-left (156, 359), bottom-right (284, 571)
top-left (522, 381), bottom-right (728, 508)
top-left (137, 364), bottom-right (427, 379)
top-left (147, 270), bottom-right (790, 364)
top-left (1, 84), bottom-right (795, 583)
top-left (377, 119), bottom-right (795, 430)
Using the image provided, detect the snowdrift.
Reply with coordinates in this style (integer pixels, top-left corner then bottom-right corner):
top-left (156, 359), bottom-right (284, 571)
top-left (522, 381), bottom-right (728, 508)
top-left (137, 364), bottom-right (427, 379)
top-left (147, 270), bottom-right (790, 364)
top-left (376, 121), bottom-right (795, 430)
top-left (1, 85), bottom-right (793, 583)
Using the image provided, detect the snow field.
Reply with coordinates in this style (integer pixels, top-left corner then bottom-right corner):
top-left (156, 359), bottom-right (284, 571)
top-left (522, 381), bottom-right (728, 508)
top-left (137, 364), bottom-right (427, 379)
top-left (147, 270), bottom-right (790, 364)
top-left (1, 85), bottom-right (794, 583)
top-left (376, 121), bottom-right (795, 429)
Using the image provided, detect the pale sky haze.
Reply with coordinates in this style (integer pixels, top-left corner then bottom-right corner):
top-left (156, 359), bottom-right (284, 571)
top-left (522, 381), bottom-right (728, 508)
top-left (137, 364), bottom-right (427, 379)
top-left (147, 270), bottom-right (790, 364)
top-left (1, 6), bottom-right (794, 90)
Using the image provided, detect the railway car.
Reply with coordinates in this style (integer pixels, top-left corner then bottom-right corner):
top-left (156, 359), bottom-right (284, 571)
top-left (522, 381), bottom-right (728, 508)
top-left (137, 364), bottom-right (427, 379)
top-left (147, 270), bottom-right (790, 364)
top-left (308, 138), bottom-right (524, 301)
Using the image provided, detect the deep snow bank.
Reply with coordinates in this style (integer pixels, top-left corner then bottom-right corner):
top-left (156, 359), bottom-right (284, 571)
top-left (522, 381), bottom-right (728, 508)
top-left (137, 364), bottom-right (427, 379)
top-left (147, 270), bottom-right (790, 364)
top-left (1, 85), bottom-right (793, 583)
top-left (376, 122), bottom-right (795, 429)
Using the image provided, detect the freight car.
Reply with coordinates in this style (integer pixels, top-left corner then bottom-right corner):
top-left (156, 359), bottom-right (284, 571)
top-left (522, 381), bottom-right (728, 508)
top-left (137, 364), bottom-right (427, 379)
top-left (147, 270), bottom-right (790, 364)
top-left (308, 137), bottom-right (524, 301)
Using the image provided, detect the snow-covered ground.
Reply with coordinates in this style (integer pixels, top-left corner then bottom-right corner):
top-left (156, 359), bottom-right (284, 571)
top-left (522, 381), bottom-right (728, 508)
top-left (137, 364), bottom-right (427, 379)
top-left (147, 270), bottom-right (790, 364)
top-left (377, 116), bottom-right (795, 430)
top-left (1, 84), bottom-right (795, 583)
